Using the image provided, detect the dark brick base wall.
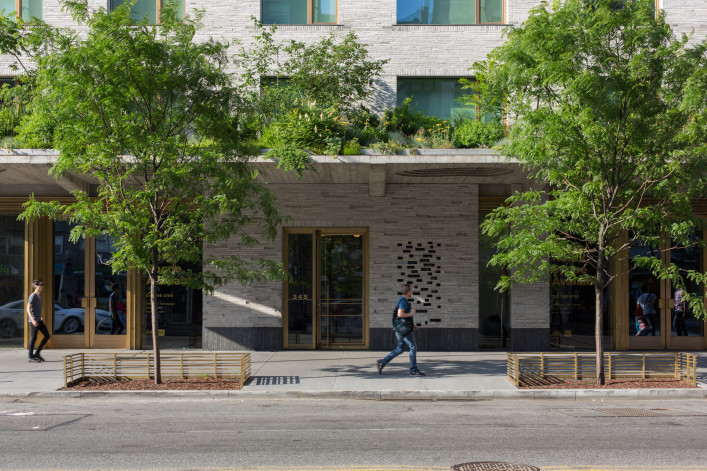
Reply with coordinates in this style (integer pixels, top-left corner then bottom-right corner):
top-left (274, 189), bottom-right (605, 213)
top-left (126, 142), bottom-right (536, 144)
top-left (203, 327), bottom-right (282, 351)
top-left (201, 326), bottom-right (549, 351)
top-left (509, 327), bottom-right (550, 351)
top-left (370, 328), bottom-right (479, 351)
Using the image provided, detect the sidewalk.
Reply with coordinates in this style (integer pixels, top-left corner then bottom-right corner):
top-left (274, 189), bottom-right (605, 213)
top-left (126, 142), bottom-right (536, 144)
top-left (0, 349), bottom-right (705, 400)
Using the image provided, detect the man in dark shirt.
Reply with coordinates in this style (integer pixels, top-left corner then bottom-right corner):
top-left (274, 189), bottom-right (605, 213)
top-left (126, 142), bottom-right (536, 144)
top-left (109, 284), bottom-right (126, 335)
top-left (27, 279), bottom-right (50, 362)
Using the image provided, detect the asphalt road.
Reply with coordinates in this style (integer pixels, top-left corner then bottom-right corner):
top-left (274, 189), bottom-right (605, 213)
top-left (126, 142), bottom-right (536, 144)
top-left (1, 397), bottom-right (706, 470)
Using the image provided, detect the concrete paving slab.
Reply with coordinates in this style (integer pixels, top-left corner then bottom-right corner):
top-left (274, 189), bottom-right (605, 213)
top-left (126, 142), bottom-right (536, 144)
top-left (0, 348), bottom-right (705, 400)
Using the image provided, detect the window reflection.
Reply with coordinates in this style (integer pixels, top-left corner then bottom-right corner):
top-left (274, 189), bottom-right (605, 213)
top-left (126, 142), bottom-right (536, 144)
top-left (53, 221), bottom-right (86, 335)
top-left (0, 215), bottom-right (25, 345)
top-left (670, 235), bottom-right (704, 337)
top-left (397, 78), bottom-right (475, 120)
top-left (628, 239), bottom-right (661, 337)
top-left (397, 0), bottom-right (503, 24)
top-left (479, 211), bottom-right (509, 349)
top-left (95, 234), bottom-right (127, 335)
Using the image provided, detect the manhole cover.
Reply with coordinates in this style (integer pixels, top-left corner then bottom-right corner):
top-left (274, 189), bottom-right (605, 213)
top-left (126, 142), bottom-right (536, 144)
top-left (596, 408), bottom-right (665, 417)
top-left (451, 462), bottom-right (540, 471)
top-left (556, 407), bottom-right (707, 418)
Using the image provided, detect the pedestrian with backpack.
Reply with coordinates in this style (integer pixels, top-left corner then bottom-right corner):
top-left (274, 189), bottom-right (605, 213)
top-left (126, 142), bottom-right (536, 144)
top-left (377, 284), bottom-right (425, 376)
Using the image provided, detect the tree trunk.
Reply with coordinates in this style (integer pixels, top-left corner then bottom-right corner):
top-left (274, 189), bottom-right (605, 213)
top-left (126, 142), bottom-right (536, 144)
top-left (595, 234), bottom-right (606, 386)
top-left (150, 247), bottom-right (162, 385)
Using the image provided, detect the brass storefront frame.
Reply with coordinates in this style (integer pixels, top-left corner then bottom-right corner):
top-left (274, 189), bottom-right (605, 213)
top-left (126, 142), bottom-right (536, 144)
top-left (613, 230), bottom-right (707, 351)
top-left (282, 227), bottom-right (369, 350)
top-left (17, 213), bottom-right (141, 350)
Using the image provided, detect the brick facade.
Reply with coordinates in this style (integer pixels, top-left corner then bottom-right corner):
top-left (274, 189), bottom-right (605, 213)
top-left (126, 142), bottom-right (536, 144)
top-left (1, 1), bottom-right (704, 351)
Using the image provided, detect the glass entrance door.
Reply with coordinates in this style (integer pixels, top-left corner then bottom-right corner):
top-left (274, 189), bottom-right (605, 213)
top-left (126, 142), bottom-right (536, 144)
top-left (284, 229), bottom-right (368, 349)
top-left (667, 234), bottom-right (704, 349)
top-left (51, 222), bottom-right (128, 348)
top-left (628, 234), bottom-right (705, 349)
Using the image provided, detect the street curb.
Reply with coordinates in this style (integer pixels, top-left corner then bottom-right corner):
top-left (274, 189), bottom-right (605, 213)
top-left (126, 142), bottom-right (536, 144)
top-left (2, 388), bottom-right (706, 400)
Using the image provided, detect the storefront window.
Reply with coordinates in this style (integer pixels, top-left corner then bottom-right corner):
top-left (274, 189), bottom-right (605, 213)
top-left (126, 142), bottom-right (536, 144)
top-left (670, 235), bottom-right (704, 337)
top-left (0, 215), bottom-right (25, 346)
top-left (549, 260), bottom-right (611, 350)
top-left (95, 235), bottom-right (127, 335)
top-left (53, 221), bottom-right (86, 335)
top-left (479, 211), bottom-right (509, 349)
top-left (144, 262), bottom-right (202, 348)
top-left (628, 239), bottom-right (661, 337)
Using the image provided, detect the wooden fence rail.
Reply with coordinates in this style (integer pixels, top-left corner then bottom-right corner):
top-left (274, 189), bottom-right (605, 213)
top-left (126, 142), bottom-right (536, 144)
top-left (507, 352), bottom-right (697, 387)
top-left (63, 352), bottom-right (251, 387)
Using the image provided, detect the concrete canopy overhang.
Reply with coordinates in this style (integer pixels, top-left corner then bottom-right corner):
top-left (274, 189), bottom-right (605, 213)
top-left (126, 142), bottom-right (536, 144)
top-left (0, 148), bottom-right (527, 200)
top-left (252, 149), bottom-right (527, 197)
top-left (0, 150), bottom-right (98, 198)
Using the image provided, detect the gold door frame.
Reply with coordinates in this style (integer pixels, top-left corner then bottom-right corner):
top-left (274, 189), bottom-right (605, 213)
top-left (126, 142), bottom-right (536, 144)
top-left (283, 228), bottom-right (369, 350)
top-left (22, 217), bottom-right (136, 350)
top-left (613, 230), bottom-right (707, 350)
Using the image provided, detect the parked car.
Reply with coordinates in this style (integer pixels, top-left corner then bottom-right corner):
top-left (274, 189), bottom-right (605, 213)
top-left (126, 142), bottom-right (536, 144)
top-left (0, 300), bottom-right (24, 337)
top-left (54, 303), bottom-right (112, 334)
top-left (0, 299), bottom-right (113, 336)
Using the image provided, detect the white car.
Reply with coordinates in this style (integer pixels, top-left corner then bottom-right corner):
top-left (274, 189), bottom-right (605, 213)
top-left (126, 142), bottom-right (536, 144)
top-left (0, 300), bottom-right (24, 338)
top-left (54, 304), bottom-right (112, 334)
top-left (0, 299), bottom-right (113, 336)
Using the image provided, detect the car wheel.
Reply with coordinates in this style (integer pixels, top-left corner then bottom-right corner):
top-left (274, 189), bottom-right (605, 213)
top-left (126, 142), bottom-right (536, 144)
top-left (62, 316), bottom-right (81, 334)
top-left (96, 318), bottom-right (111, 334)
top-left (0, 318), bottom-right (17, 337)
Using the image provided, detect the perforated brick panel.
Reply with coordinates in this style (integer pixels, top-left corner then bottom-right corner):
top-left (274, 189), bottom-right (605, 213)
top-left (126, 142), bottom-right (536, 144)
top-left (397, 241), bottom-right (443, 320)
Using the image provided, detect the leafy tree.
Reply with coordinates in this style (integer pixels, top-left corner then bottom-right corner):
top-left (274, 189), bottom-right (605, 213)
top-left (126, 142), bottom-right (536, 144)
top-left (235, 19), bottom-right (387, 126)
top-left (475, 0), bottom-right (707, 383)
top-left (17, 0), bottom-right (300, 383)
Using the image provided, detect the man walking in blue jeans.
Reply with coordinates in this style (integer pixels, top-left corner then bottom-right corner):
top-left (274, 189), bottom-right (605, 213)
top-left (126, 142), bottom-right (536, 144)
top-left (377, 284), bottom-right (425, 376)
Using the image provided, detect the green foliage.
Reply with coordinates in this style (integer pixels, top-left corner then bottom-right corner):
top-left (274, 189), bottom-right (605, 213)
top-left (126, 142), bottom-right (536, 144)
top-left (370, 140), bottom-right (405, 155)
top-left (341, 138), bottom-right (362, 155)
top-left (342, 106), bottom-right (384, 145)
top-left (452, 119), bottom-right (504, 148)
top-left (260, 101), bottom-right (345, 154)
top-left (475, 0), bottom-right (707, 349)
top-left (0, 83), bottom-right (23, 137)
top-left (0, 135), bottom-right (16, 149)
top-left (14, 104), bottom-right (55, 148)
top-left (236, 19), bottom-right (388, 124)
top-left (280, 31), bottom-right (388, 114)
top-left (266, 144), bottom-right (311, 178)
top-left (17, 0), bottom-right (298, 293)
top-left (418, 121), bottom-right (453, 148)
top-left (380, 98), bottom-right (438, 135)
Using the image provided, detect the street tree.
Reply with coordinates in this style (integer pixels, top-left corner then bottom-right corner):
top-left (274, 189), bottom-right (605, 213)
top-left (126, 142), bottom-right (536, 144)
top-left (475, 0), bottom-right (707, 384)
top-left (16, 0), bottom-right (300, 383)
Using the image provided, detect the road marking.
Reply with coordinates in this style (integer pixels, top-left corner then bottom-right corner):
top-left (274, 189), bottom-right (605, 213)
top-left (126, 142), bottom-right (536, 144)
top-left (544, 467), bottom-right (707, 470)
top-left (3, 468), bottom-right (449, 471)
top-left (187, 428), bottom-right (424, 433)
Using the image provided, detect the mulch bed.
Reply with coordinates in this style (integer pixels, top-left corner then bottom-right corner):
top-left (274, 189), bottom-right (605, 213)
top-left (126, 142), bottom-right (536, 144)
top-left (63, 378), bottom-right (243, 391)
top-left (519, 377), bottom-right (697, 389)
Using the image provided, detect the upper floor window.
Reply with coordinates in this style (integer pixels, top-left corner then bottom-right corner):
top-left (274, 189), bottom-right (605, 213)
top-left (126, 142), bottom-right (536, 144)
top-left (262, 0), bottom-right (337, 25)
top-left (397, 77), bottom-right (476, 120)
top-left (110, 0), bottom-right (183, 24)
top-left (0, 0), bottom-right (42, 21)
top-left (397, 0), bottom-right (503, 25)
